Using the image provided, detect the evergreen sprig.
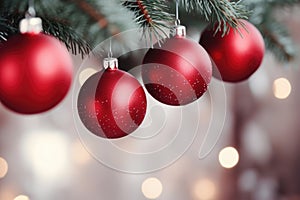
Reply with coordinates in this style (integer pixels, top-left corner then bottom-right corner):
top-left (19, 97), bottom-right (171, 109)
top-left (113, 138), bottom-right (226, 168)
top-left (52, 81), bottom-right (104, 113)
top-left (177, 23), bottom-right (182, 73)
top-left (0, 0), bottom-right (137, 56)
top-left (242, 0), bottom-right (299, 61)
top-left (0, 12), bottom-right (91, 56)
top-left (261, 21), bottom-right (295, 62)
top-left (0, 17), bottom-right (17, 41)
top-left (180, 0), bottom-right (249, 34)
top-left (62, 0), bottom-right (138, 46)
top-left (123, 0), bottom-right (173, 43)
top-left (0, 0), bottom-right (299, 62)
top-left (42, 17), bottom-right (91, 57)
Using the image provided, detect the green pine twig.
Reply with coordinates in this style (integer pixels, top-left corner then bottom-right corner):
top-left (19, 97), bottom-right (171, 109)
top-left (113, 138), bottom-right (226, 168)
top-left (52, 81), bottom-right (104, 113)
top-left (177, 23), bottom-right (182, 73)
top-left (242, 0), bottom-right (299, 62)
top-left (42, 17), bottom-right (91, 57)
top-left (180, 0), bottom-right (249, 34)
top-left (123, 0), bottom-right (173, 43)
top-left (0, 12), bottom-right (90, 57)
top-left (260, 22), bottom-right (295, 62)
top-left (0, 17), bottom-right (17, 41)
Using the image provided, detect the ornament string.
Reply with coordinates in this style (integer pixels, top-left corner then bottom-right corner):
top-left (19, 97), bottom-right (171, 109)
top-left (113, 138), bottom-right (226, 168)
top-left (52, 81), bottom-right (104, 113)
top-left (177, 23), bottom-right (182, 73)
top-left (108, 38), bottom-right (113, 58)
top-left (175, 0), bottom-right (180, 26)
top-left (26, 0), bottom-right (36, 17)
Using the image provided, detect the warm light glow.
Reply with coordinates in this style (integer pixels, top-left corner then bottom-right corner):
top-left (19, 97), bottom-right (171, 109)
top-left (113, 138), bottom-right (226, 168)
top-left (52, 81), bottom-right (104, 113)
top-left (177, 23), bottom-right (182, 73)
top-left (0, 188), bottom-right (15, 200)
top-left (21, 130), bottom-right (69, 181)
top-left (0, 157), bottom-right (8, 178)
top-left (72, 140), bottom-right (91, 165)
top-left (193, 179), bottom-right (216, 200)
top-left (79, 68), bottom-right (97, 85)
top-left (273, 77), bottom-right (291, 99)
top-left (219, 147), bottom-right (239, 169)
top-left (141, 177), bottom-right (163, 199)
top-left (14, 195), bottom-right (30, 200)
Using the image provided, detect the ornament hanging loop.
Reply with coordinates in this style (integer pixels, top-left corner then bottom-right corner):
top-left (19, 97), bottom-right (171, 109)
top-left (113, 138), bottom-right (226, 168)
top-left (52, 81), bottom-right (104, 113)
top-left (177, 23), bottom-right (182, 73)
top-left (20, 0), bottom-right (43, 34)
top-left (170, 0), bottom-right (186, 37)
top-left (108, 39), bottom-right (113, 58)
top-left (175, 0), bottom-right (180, 26)
top-left (175, 19), bottom-right (181, 26)
top-left (26, 0), bottom-right (36, 17)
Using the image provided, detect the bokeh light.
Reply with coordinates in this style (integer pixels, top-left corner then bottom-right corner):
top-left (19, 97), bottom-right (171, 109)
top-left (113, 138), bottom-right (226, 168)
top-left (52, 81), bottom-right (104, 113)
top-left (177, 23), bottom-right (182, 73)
top-left (193, 179), bottom-right (216, 200)
top-left (141, 177), bottom-right (163, 199)
top-left (0, 157), bottom-right (8, 178)
top-left (79, 68), bottom-right (97, 86)
top-left (14, 195), bottom-right (30, 200)
top-left (219, 147), bottom-right (239, 169)
top-left (21, 130), bottom-right (70, 182)
top-left (273, 77), bottom-right (291, 99)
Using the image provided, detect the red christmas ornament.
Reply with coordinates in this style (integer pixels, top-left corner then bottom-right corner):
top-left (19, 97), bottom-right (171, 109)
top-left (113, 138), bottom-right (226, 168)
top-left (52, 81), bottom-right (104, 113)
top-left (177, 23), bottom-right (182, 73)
top-left (77, 58), bottom-right (147, 139)
top-left (0, 16), bottom-right (73, 114)
top-left (142, 25), bottom-right (212, 106)
top-left (199, 19), bottom-right (265, 82)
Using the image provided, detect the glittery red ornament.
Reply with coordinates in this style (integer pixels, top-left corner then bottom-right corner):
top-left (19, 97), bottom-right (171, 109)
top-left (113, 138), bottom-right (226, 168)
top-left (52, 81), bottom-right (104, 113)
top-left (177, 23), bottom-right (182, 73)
top-left (142, 25), bottom-right (212, 106)
top-left (0, 33), bottom-right (73, 114)
top-left (77, 58), bottom-right (147, 139)
top-left (199, 19), bottom-right (265, 82)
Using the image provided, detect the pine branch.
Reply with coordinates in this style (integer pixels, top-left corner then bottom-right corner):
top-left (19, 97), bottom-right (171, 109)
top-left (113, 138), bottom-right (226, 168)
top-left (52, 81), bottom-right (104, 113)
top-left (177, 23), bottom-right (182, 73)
top-left (123, 0), bottom-right (173, 42)
top-left (0, 12), bottom-right (91, 57)
top-left (1, 0), bottom-right (299, 62)
top-left (68, 0), bottom-right (108, 28)
top-left (61, 0), bottom-right (138, 47)
top-left (242, 0), bottom-right (299, 62)
top-left (0, 17), bottom-right (17, 41)
top-left (64, 0), bottom-right (121, 35)
top-left (261, 22), bottom-right (295, 62)
top-left (180, 0), bottom-right (249, 34)
top-left (0, 0), bottom-right (91, 56)
top-left (0, 0), bottom-right (138, 56)
top-left (42, 17), bottom-right (91, 57)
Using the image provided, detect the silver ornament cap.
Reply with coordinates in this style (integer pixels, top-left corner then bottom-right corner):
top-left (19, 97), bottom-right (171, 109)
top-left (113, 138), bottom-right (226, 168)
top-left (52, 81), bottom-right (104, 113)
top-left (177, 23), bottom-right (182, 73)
top-left (170, 25), bottom-right (186, 37)
top-left (103, 57), bottom-right (118, 70)
top-left (20, 17), bottom-right (43, 34)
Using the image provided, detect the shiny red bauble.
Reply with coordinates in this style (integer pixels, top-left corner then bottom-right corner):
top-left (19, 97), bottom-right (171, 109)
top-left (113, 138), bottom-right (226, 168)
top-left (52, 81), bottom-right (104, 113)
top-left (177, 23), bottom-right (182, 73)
top-left (199, 19), bottom-right (265, 82)
top-left (142, 36), bottom-right (212, 106)
top-left (77, 67), bottom-right (147, 139)
top-left (0, 33), bottom-right (73, 114)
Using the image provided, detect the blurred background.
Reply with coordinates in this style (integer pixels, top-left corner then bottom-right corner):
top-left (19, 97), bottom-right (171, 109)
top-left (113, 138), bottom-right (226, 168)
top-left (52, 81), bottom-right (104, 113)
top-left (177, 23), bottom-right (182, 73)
top-left (1, 3), bottom-right (300, 200)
